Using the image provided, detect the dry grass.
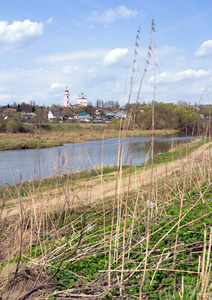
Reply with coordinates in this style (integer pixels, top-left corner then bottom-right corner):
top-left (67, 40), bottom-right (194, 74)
top-left (1, 85), bottom-right (212, 300)
top-left (0, 21), bottom-right (211, 300)
top-left (0, 134), bottom-right (211, 299)
top-left (0, 124), bottom-right (178, 150)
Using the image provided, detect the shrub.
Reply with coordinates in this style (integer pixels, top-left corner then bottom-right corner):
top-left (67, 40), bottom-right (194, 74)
top-left (5, 118), bottom-right (29, 133)
top-left (6, 119), bottom-right (19, 133)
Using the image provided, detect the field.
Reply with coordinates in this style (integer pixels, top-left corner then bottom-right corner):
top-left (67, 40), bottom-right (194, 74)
top-left (0, 123), bottom-right (178, 150)
top-left (0, 135), bottom-right (211, 299)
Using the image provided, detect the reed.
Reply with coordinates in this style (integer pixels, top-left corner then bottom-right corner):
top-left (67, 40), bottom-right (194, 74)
top-left (0, 21), bottom-right (211, 300)
top-left (0, 134), bottom-right (211, 299)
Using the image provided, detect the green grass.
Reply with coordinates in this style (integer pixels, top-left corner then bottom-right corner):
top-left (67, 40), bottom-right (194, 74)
top-left (1, 137), bottom-right (211, 299)
top-left (144, 137), bottom-right (210, 166)
top-left (0, 137), bottom-right (209, 204)
top-left (0, 164), bottom-right (130, 204)
top-left (0, 123), bottom-right (180, 151)
top-left (12, 177), bottom-right (211, 299)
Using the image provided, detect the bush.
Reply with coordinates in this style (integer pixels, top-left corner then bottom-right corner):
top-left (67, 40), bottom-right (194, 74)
top-left (6, 119), bottom-right (19, 133)
top-left (0, 120), bottom-right (6, 132)
top-left (5, 118), bottom-right (30, 133)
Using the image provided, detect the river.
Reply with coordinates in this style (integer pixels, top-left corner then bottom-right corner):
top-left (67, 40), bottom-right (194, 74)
top-left (0, 136), bottom-right (196, 185)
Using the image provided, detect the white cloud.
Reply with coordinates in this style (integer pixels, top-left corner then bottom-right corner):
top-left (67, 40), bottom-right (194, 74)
top-left (0, 19), bottom-right (43, 48)
top-left (49, 83), bottom-right (64, 90)
top-left (62, 65), bottom-right (81, 74)
top-left (0, 93), bottom-right (12, 101)
top-left (103, 48), bottom-right (128, 65)
top-left (150, 69), bottom-right (210, 83)
top-left (88, 5), bottom-right (137, 23)
top-left (176, 69), bottom-right (210, 80)
top-left (47, 17), bottom-right (54, 24)
top-left (116, 5), bottom-right (138, 18)
top-left (157, 45), bottom-right (184, 57)
top-left (0, 86), bottom-right (7, 92)
top-left (36, 49), bottom-right (106, 64)
top-left (194, 40), bottom-right (212, 58)
top-left (87, 67), bottom-right (96, 74)
top-left (152, 72), bottom-right (170, 83)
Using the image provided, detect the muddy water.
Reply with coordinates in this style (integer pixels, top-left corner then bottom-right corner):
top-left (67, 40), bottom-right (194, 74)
top-left (0, 136), bottom-right (195, 185)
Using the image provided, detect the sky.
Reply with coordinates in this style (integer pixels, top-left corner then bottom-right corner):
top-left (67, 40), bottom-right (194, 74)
top-left (0, 0), bottom-right (212, 107)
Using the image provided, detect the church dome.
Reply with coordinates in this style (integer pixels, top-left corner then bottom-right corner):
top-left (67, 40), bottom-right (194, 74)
top-left (64, 86), bottom-right (69, 93)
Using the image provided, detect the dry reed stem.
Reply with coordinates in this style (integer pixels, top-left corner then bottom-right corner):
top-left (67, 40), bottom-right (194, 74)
top-left (1, 143), bottom-right (211, 299)
top-left (1, 35), bottom-right (211, 300)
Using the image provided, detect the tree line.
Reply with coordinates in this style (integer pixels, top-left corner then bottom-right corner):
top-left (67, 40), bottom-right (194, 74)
top-left (0, 100), bottom-right (211, 133)
top-left (134, 102), bottom-right (211, 132)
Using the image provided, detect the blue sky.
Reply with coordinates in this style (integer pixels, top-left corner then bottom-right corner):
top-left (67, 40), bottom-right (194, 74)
top-left (0, 0), bottom-right (212, 107)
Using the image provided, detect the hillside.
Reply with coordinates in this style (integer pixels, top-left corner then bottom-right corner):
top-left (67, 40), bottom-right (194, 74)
top-left (0, 138), bottom-right (211, 299)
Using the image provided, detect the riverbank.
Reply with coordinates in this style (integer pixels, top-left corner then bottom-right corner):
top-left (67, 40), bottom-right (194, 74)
top-left (0, 138), bottom-right (211, 299)
top-left (0, 123), bottom-right (179, 150)
top-left (1, 137), bottom-right (210, 214)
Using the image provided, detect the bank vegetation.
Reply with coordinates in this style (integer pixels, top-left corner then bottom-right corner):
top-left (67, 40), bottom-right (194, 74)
top-left (0, 136), bottom-right (211, 299)
top-left (0, 122), bottom-right (179, 151)
top-left (0, 21), bottom-right (211, 300)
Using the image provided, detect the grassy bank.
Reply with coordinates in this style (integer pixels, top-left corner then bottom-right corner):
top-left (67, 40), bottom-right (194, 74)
top-left (0, 137), bottom-right (211, 299)
top-left (0, 138), bottom-right (209, 207)
top-left (0, 123), bottom-right (179, 150)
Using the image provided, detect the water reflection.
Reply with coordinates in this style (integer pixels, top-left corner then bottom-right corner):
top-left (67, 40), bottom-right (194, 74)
top-left (0, 136), bottom-right (196, 185)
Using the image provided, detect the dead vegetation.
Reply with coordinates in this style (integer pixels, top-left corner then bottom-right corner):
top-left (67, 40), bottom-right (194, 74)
top-left (0, 20), bottom-right (212, 299)
top-left (0, 135), bottom-right (211, 299)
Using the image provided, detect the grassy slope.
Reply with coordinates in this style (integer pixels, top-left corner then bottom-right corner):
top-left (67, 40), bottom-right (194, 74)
top-left (0, 138), bottom-right (209, 210)
top-left (0, 138), bottom-right (211, 299)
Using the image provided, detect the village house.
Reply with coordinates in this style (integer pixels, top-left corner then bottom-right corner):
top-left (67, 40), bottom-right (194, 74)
top-left (105, 113), bottom-right (115, 119)
top-left (63, 113), bottom-right (77, 121)
top-left (114, 111), bottom-right (126, 119)
top-left (22, 112), bottom-right (37, 120)
top-left (77, 112), bottom-right (90, 122)
top-left (48, 109), bottom-right (63, 122)
top-left (0, 105), bottom-right (6, 112)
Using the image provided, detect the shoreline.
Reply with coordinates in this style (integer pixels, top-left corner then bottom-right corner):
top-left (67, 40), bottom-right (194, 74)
top-left (1, 139), bottom-right (211, 299)
top-left (1, 138), bottom-right (210, 217)
top-left (1, 137), bottom-right (209, 191)
top-left (0, 125), bottom-right (179, 151)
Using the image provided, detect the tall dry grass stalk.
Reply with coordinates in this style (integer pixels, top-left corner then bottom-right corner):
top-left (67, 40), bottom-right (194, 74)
top-left (1, 134), bottom-right (211, 300)
top-left (0, 21), bottom-right (212, 300)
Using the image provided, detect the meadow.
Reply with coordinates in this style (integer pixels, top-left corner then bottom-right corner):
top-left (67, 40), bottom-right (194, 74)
top-left (0, 123), bottom-right (178, 151)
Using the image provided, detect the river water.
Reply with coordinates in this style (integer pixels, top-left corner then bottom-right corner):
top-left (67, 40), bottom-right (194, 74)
top-left (0, 136), bottom-right (195, 185)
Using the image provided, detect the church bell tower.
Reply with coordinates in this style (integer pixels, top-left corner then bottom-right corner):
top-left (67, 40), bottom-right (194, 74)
top-left (64, 87), bottom-right (70, 107)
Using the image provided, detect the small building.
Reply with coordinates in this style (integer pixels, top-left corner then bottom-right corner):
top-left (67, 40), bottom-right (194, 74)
top-left (22, 112), bottom-right (37, 120)
top-left (78, 112), bottom-right (90, 122)
top-left (0, 106), bottom-right (6, 112)
top-left (77, 92), bottom-right (87, 107)
top-left (9, 107), bottom-right (17, 112)
top-left (114, 111), bottom-right (126, 119)
top-left (48, 109), bottom-right (63, 122)
top-left (105, 113), bottom-right (115, 119)
top-left (63, 114), bottom-right (77, 121)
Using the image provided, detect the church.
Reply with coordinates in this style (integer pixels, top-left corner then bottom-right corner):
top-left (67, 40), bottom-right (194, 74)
top-left (77, 92), bottom-right (87, 107)
top-left (64, 87), bottom-right (70, 107)
top-left (64, 87), bottom-right (87, 107)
